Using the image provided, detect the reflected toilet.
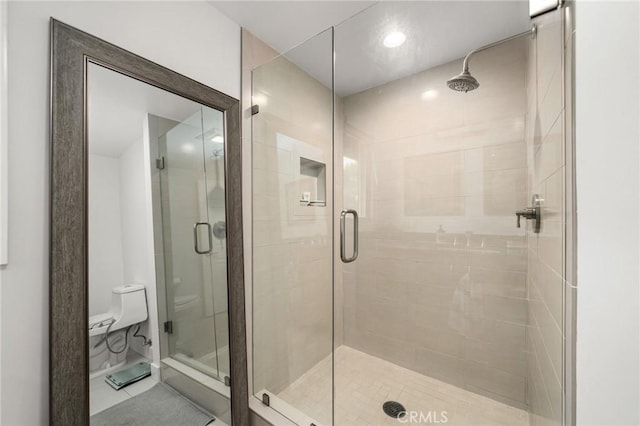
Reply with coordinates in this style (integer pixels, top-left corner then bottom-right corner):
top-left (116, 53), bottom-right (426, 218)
top-left (88, 284), bottom-right (148, 376)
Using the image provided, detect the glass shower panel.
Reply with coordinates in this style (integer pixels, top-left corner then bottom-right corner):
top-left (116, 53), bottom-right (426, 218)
top-left (251, 28), bottom-right (334, 424)
top-left (334, 3), bottom-right (532, 425)
top-left (158, 106), bottom-right (228, 382)
top-left (526, 8), bottom-right (568, 426)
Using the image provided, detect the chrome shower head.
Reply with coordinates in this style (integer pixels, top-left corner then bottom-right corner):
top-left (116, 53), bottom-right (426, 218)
top-left (447, 25), bottom-right (537, 94)
top-left (446, 70), bottom-right (479, 93)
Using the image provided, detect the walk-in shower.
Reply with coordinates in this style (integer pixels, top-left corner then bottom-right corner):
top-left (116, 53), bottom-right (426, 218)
top-left (248, 2), bottom-right (573, 425)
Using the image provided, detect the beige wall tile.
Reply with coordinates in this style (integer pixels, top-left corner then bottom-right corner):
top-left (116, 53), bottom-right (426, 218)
top-left (482, 143), bottom-right (528, 171)
top-left (535, 119), bottom-right (564, 183)
top-left (535, 11), bottom-right (563, 113)
top-left (413, 347), bottom-right (468, 388)
top-left (341, 39), bottom-right (529, 406)
top-left (465, 337), bottom-right (527, 378)
top-left (465, 360), bottom-right (527, 405)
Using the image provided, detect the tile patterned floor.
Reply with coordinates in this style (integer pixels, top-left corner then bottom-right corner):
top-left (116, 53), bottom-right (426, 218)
top-left (278, 346), bottom-right (529, 426)
top-left (90, 353), bottom-right (157, 416)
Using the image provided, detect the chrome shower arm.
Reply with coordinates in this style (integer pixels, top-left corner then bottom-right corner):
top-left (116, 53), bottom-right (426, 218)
top-left (462, 25), bottom-right (537, 73)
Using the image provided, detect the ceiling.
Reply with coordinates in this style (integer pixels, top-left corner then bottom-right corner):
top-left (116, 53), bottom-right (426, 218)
top-left (212, 1), bottom-right (375, 53)
top-left (88, 63), bottom-right (223, 168)
top-left (88, 63), bottom-right (201, 158)
top-left (212, 1), bottom-right (531, 96)
top-left (88, 2), bottom-right (532, 154)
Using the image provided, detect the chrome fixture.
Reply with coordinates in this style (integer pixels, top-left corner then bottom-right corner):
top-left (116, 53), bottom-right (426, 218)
top-left (193, 222), bottom-right (213, 254)
top-left (446, 70), bottom-right (480, 93)
top-left (212, 221), bottom-right (226, 240)
top-left (447, 25), bottom-right (537, 92)
top-left (516, 194), bottom-right (542, 233)
top-left (340, 209), bottom-right (359, 263)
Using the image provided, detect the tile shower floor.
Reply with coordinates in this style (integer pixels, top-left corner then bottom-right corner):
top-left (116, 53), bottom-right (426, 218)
top-left (278, 346), bottom-right (529, 426)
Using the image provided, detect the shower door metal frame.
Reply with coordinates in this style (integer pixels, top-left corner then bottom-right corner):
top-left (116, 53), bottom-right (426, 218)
top-left (49, 19), bottom-right (248, 425)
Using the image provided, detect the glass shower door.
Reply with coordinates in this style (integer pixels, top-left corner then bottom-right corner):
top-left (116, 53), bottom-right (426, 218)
top-left (251, 28), bottom-right (334, 425)
top-left (157, 106), bottom-right (229, 383)
top-left (334, 3), bottom-right (533, 425)
top-left (201, 107), bottom-right (231, 379)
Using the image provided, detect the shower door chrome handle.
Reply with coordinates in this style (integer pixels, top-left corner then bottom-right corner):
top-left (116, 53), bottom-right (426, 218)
top-left (340, 209), bottom-right (359, 263)
top-left (193, 222), bottom-right (213, 254)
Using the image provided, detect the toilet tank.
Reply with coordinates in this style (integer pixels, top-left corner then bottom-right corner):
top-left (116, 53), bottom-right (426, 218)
top-left (110, 284), bottom-right (148, 331)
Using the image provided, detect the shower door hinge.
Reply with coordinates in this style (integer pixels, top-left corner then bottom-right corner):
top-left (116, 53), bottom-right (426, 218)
top-left (251, 104), bottom-right (260, 116)
top-left (163, 320), bottom-right (173, 334)
top-left (224, 376), bottom-right (231, 387)
top-left (261, 393), bottom-right (270, 406)
top-left (156, 156), bottom-right (165, 170)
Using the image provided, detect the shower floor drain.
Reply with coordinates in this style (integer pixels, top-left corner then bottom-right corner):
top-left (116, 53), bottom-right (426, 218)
top-left (383, 401), bottom-right (406, 419)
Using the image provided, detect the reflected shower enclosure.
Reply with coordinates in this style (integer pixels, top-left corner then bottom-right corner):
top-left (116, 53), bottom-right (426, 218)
top-left (151, 108), bottom-right (230, 381)
top-left (87, 60), bottom-right (233, 422)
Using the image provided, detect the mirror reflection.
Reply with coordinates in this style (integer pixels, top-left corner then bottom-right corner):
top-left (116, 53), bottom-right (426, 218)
top-left (87, 63), bottom-right (230, 423)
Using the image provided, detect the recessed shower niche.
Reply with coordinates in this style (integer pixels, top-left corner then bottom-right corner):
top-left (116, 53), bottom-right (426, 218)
top-left (264, 132), bottom-right (329, 219)
top-left (299, 157), bottom-right (326, 207)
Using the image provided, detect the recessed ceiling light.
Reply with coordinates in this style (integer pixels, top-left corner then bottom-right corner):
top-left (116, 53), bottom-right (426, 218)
top-left (181, 143), bottom-right (195, 153)
top-left (383, 31), bottom-right (406, 48)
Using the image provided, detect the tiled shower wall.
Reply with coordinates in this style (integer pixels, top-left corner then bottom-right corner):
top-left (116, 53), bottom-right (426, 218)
top-left (251, 31), bottom-right (336, 396)
top-left (340, 38), bottom-right (530, 408)
top-left (525, 8), bottom-right (569, 426)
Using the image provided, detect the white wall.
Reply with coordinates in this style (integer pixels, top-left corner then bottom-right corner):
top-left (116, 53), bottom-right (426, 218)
top-left (88, 154), bottom-right (125, 316)
top-left (0, 1), bottom-right (9, 416)
top-left (89, 139), bottom-right (159, 366)
top-left (1, 2), bottom-right (240, 424)
top-left (575, 1), bottom-right (640, 425)
top-left (119, 137), bottom-right (159, 364)
top-left (119, 140), bottom-right (147, 292)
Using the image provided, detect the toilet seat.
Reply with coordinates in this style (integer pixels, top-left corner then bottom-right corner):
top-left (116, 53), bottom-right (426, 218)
top-left (89, 313), bottom-right (115, 337)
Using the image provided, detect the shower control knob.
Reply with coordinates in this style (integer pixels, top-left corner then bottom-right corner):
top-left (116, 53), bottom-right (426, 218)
top-left (516, 208), bottom-right (536, 227)
top-left (515, 194), bottom-right (542, 233)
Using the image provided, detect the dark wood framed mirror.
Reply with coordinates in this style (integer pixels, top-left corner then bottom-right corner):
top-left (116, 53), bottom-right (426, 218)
top-left (49, 19), bottom-right (247, 425)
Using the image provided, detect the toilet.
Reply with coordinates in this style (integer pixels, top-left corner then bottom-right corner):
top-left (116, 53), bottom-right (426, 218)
top-left (88, 284), bottom-right (148, 375)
